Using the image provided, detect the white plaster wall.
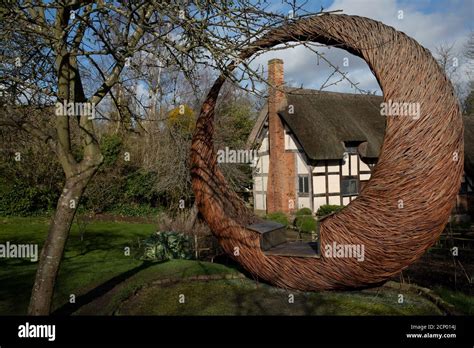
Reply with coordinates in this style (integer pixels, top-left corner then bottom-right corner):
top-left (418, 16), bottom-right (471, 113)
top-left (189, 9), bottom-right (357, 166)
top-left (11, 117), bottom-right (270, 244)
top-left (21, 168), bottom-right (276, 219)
top-left (342, 159), bottom-right (349, 176)
top-left (313, 197), bottom-right (327, 212)
top-left (359, 159), bottom-right (370, 172)
top-left (260, 154), bottom-right (269, 174)
top-left (298, 197), bottom-right (311, 209)
top-left (313, 162), bottom-right (325, 173)
top-left (328, 174), bottom-right (340, 193)
top-left (254, 176), bottom-right (263, 191)
top-left (350, 155), bottom-right (358, 175)
top-left (297, 153), bottom-right (308, 174)
top-left (327, 160), bottom-right (339, 173)
top-left (313, 176), bottom-right (326, 194)
top-left (328, 196), bottom-right (340, 205)
top-left (285, 130), bottom-right (298, 150)
top-left (255, 193), bottom-right (266, 210)
top-left (259, 136), bottom-right (269, 153)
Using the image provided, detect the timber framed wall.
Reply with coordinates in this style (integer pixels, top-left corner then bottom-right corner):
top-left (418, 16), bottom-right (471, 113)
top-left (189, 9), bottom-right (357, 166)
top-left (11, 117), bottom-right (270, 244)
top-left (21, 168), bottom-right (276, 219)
top-left (252, 120), bottom-right (380, 214)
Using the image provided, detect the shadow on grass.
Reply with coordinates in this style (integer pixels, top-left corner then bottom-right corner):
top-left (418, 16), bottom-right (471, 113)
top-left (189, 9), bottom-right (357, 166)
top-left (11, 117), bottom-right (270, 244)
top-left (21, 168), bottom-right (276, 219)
top-left (52, 261), bottom-right (156, 316)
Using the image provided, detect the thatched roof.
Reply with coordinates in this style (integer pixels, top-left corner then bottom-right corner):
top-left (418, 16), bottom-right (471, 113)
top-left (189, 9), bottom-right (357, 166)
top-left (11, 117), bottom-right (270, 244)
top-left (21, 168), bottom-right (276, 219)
top-left (249, 89), bottom-right (474, 172)
top-left (247, 103), bottom-right (268, 149)
top-left (278, 88), bottom-right (385, 160)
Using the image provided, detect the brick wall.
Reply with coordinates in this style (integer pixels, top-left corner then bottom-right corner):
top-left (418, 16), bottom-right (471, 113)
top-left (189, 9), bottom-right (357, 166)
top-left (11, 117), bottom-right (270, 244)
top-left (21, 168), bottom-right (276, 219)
top-left (266, 59), bottom-right (296, 214)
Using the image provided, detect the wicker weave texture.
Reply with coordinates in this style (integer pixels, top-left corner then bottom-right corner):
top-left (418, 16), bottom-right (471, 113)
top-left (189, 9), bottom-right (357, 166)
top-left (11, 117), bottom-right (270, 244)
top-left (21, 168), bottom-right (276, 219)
top-left (190, 14), bottom-right (464, 290)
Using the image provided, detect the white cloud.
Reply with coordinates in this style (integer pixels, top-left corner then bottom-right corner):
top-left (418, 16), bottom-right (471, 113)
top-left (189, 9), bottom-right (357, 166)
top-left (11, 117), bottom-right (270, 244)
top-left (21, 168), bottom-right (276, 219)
top-left (328, 0), bottom-right (470, 52)
top-left (249, 0), bottom-right (471, 96)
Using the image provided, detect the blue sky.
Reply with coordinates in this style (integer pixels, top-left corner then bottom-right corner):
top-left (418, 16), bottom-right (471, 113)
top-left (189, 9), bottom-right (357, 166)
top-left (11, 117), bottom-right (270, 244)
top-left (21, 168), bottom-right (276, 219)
top-left (249, 0), bottom-right (473, 97)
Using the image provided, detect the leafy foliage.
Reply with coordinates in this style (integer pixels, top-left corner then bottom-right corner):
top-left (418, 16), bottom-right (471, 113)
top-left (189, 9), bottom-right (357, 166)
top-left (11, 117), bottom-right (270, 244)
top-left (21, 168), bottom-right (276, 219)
top-left (0, 142), bottom-right (62, 216)
top-left (0, 71), bottom-right (259, 218)
top-left (0, 179), bottom-right (57, 216)
top-left (167, 105), bottom-right (195, 135)
top-left (109, 203), bottom-right (161, 217)
top-left (139, 231), bottom-right (193, 261)
top-left (100, 135), bottom-right (123, 167)
top-left (294, 215), bottom-right (317, 233)
top-left (293, 207), bottom-right (317, 233)
top-left (264, 211), bottom-right (289, 226)
top-left (316, 204), bottom-right (344, 217)
top-left (295, 207), bottom-right (312, 216)
top-left (125, 171), bottom-right (158, 202)
top-left (216, 101), bottom-right (255, 145)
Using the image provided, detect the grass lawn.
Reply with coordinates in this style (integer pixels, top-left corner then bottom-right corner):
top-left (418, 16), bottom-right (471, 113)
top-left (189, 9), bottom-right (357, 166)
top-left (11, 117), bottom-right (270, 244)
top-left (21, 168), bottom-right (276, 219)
top-left (0, 216), bottom-right (472, 315)
top-left (109, 278), bottom-right (444, 316)
top-left (434, 286), bottom-right (474, 315)
top-left (0, 216), bottom-right (156, 315)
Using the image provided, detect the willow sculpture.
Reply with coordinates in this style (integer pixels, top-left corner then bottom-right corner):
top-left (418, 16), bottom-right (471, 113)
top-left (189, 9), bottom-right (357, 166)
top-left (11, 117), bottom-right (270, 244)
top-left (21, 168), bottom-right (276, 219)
top-left (190, 14), bottom-right (464, 290)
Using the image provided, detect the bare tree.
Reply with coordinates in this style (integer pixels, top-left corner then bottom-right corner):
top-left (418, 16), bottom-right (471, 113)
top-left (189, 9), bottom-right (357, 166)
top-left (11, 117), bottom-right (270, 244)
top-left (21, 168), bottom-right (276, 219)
top-left (0, 0), bottom-right (322, 315)
top-left (463, 31), bottom-right (473, 115)
top-left (435, 42), bottom-right (466, 101)
top-left (2, 1), bottom-right (161, 315)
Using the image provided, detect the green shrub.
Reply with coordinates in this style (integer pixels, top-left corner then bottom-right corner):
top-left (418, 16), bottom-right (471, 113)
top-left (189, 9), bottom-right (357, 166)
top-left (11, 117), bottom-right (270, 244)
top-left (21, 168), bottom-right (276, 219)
top-left (138, 231), bottom-right (193, 261)
top-left (294, 215), bottom-right (317, 233)
top-left (82, 173), bottom-right (126, 213)
top-left (100, 134), bottom-right (122, 167)
top-left (125, 171), bottom-right (158, 202)
top-left (109, 203), bottom-right (161, 217)
top-left (0, 179), bottom-right (59, 216)
top-left (295, 207), bottom-right (312, 216)
top-left (316, 204), bottom-right (343, 217)
top-left (264, 211), bottom-right (289, 226)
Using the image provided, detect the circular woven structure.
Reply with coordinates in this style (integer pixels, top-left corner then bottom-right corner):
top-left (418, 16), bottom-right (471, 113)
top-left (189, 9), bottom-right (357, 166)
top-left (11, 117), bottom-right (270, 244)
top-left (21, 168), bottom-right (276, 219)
top-left (190, 14), bottom-right (464, 290)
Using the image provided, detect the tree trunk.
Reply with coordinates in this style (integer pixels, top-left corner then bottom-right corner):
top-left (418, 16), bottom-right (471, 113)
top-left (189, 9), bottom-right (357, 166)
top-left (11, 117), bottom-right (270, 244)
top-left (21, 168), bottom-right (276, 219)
top-left (28, 171), bottom-right (95, 315)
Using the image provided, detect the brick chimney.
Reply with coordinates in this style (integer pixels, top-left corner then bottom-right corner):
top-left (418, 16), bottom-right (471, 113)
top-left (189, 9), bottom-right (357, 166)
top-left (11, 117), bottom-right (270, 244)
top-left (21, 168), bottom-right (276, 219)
top-left (266, 59), bottom-right (296, 214)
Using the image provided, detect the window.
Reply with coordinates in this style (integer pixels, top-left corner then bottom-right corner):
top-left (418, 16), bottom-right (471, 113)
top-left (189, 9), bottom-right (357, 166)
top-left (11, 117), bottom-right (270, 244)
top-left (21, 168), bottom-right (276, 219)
top-left (341, 178), bottom-right (358, 196)
top-left (298, 175), bottom-right (309, 194)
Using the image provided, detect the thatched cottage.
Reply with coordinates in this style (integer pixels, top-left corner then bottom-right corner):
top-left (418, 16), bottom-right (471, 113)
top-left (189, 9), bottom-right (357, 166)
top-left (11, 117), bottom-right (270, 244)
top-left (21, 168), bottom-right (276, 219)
top-left (248, 58), bottom-right (473, 219)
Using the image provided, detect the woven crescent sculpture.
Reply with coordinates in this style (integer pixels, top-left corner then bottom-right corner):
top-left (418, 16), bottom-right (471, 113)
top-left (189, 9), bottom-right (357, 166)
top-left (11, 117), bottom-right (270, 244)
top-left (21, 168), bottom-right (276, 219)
top-left (190, 14), bottom-right (464, 290)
